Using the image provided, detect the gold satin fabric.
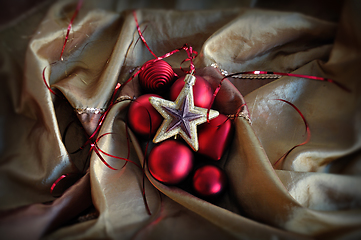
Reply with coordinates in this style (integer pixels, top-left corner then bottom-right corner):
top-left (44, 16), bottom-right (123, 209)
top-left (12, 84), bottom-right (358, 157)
top-left (0, 0), bottom-right (360, 239)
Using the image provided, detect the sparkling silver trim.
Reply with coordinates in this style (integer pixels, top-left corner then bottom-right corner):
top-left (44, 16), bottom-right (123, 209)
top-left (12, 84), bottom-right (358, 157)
top-left (116, 95), bottom-right (133, 102)
top-left (75, 107), bottom-right (106, 115)
top-left (211, 63), bottom-right (282, 79)
top-left (227, 112), bottom-right (252, 124)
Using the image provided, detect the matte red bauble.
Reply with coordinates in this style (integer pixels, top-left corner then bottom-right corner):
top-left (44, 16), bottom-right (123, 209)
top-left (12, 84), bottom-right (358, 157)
top-left (148, 140), bottom-right (193, 185)
top-left (192, 165), bottom-right (227, 197)
top-left (198, 114), bottom-right (234, 161)
top-left (128, 94), bottom-right (163, 138)
top-left (139, 60), bottom-right (176, 94)
top-left (169, 75), bottom-right (213, 108)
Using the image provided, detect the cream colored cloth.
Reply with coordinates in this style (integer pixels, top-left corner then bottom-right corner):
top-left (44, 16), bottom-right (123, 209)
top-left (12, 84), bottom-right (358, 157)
top-left (0, 0), bottom-right (360, 239)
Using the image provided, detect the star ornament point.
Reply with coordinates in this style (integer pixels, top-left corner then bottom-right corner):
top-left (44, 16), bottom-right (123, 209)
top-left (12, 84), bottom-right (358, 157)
top-left (149, 76), bottom-right (219, 151)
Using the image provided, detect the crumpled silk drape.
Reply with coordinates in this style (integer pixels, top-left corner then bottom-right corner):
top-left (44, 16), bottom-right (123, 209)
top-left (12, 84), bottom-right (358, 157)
top-left (0, 0), bottom-right (360, 239)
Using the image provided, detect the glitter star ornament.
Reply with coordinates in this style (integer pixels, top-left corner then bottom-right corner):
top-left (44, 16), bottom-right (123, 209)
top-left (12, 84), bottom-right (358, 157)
top-left (149, 74), bottom-right (219, 151)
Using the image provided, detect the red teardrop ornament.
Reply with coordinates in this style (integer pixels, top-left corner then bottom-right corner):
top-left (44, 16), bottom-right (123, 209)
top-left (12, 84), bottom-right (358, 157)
top-left (148, 140), bottom-right (194, 185)
top-left (192, 165), bottom-right (227, 198)
top-left (139, 60), bottom-right (176, 94)
top-left (127, 94), bottom-right (163, 138)
top-left (197, 114), bottom-right (234, 161)
top-left (169, 75), bottom-right (213, 108)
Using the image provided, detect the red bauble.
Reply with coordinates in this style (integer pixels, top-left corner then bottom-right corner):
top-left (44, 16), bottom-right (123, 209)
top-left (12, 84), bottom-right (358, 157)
top-left (128, 94), bottom-right (163, 138)
top-left (148, 140), bottom-right (193, 185)
top-left (139, 60), bottom-right (176, 94)
top-left (169, 75), bottom-right (213, 108)
top-left (198, 114), bottom-right (234, 161)
top-left (192, 165), bottom-right (227, 198)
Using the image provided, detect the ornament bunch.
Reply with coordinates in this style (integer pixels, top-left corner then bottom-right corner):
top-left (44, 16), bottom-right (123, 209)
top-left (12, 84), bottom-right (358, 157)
top-left (127, 60), bottom-right (233, 200)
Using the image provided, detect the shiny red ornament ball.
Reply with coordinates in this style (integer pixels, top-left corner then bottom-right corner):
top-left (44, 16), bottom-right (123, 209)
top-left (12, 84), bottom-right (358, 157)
top-left (139, 60), bottom-right (176, 94)
top-left (128, 94), bottom-right (163, 138)
top-left (148, 140), bottom-right (194, 185)
top-left (192, 165), bottom-right (227, 198)
top-left (169, 75), bottom-right (213, 108)
top-left (198, 114), bottom-right (234, 161)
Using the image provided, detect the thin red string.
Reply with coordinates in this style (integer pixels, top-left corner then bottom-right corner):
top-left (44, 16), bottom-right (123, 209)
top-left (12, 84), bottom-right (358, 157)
top-left (60, 0), bottom-right (84, 60)
top-left (131, 10), bottom-right (197, 79)
top-left (142, 140), bottom-right (151, 215)
top-left (47, 2), bottom-right (136, 196)
top-left (95, 133), bottom-right (141, 169)
top-left (236, 103), bottom-right (248, 116)
top-left (204, 103), bottom-right (248, 128)
top-left (134, 26), bottom-right (148, 49)
top-left (207, 76), bottom-right (226, 121)
top-left (179, 44), bottom-right (197, 73)
top-left (229, 71), bottom-right (350, 92)
top-left (272, 99), bottom-right (311, 168)
top-left (141, 106), bottom-right (155, 215)
top-left (132, 9), bottom-right (197, 70)
top-left (133, 10), bottom-right (158, 59)
top-left (48, 10), bottom-right (188, 210)
top-left (207, 70), bottom-right (350, 121)
top-left (91, 144), bottom-right (118, 170)
top-left (61, 120), bottom-right (75, 144)
top-left (42, 66), bottom-right (65, 99)
top-left (50, 174), bottom-right (68, 194)
top-left (70, 96), bottom-right (132, 156)
top-left (227, 103), bottom-right (249, 124)
top-left (43, 0), bottom-right (84, 97)
top-left (123, 122), bottom-right (131, 169)
top-left (74, 85), bottom-right (126, 153)
top-left (70, 110), bottom-right (108, 154)
top-left (53, 95), bottom-right (151, 210)
top-left (119, 44), bottom-right (198, 92)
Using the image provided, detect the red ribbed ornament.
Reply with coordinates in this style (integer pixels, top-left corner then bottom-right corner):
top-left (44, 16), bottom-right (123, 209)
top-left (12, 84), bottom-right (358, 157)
top-left (139, 60), bottom-right (176, 94)
top-left (128, 94), bottom-right (163, 138)
top-left (148, 140), bottom-right (193, 185)
top-left (192, 165), bottom-right (227, 198)
top-left (169, 75), bottom-right (213, 108)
